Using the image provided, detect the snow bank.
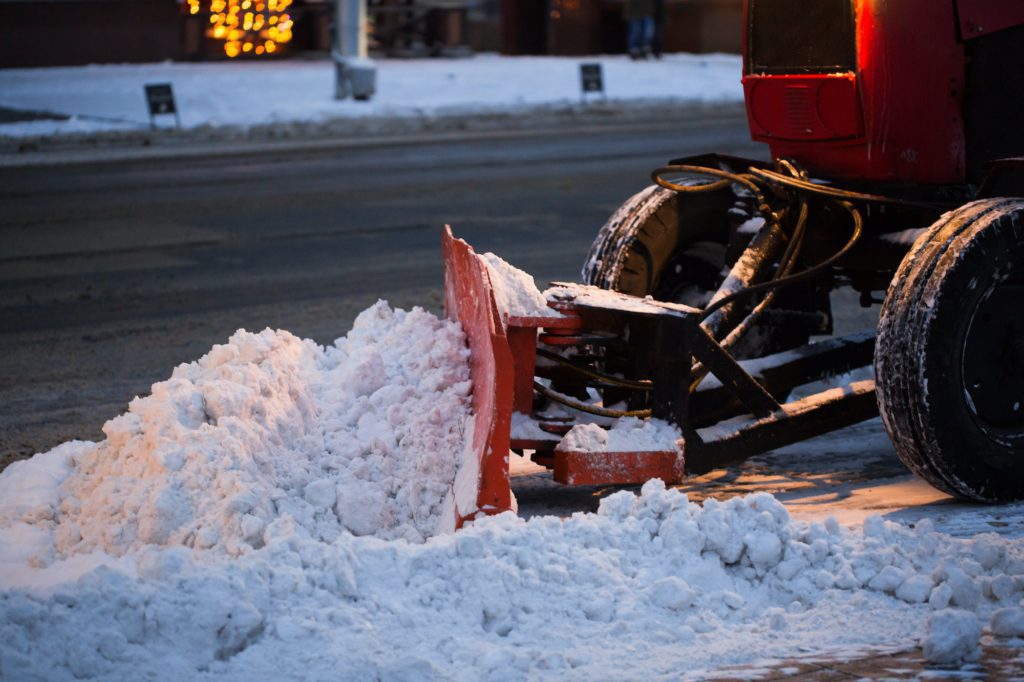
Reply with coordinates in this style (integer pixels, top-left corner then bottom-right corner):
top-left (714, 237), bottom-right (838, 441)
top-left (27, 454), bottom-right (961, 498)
top-left (3, 301), bottom-right (1024, 679)
top-left (0, 54), bottom-right (744, 139)
top-left (3, 475), bottom-right (1024, 679)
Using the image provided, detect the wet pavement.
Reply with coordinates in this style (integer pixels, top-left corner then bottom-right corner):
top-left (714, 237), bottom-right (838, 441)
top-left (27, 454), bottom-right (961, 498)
top-left (710, 641), bottom-right (1024, 680)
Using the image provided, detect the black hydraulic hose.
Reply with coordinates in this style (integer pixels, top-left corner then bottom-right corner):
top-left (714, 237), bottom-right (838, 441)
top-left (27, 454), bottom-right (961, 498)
top-left (699, 201), bottom-right (864, 323)
top-left (533, 381), bottom-right (652, 418)
top-left (651, 165), bottom-right (778, 223)
top-left (748, 167), bottom-right (957, 210)
top-left (535, 348), bottom-right (653, 391)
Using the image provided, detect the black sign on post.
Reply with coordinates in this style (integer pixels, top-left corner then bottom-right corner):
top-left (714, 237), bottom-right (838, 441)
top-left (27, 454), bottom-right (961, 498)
top-left (144, 83), bottom-right (181, 130)
top-left (579, 63), bottom-right (605, 101)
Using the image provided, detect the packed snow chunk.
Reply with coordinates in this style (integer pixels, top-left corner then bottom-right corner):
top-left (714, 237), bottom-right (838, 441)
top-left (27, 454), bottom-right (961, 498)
top-left (8, 302), bottom-right (475, 564)
top-left (558, 417), bottom-right (682, 453)
top-left (896, 575), bottom-right (935, 604)
top-left (479, 251), bottom-right (560, 321)
top-left (558, 423), bottom-right (607, 452)
top-left (647, 576), bottom-right (696, 610)
top-left (334, 485), bottom-right (391, 537)
top-left (923, 609), bottom-right (981, 663)
top-left (607, 417), bottom-right (682, 453)
top-left (933, 561), bottom-right (983, 609)
top-left (303, 479), bottom-right (336, 510)
top-left (990, 607), bottom-right (1024, 637)
top-left (986, 574), bottom-right (1018, 602)
top-left (868, 565), bottom-right (909, 594)
top-left (743, 528), bottom-right (784, 574)
top-left (971, 534), bottom-right (1006, 571)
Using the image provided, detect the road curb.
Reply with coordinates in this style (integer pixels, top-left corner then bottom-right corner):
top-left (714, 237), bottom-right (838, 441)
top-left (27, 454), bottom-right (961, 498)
top-left (0, 100), bottom-right (747, 168)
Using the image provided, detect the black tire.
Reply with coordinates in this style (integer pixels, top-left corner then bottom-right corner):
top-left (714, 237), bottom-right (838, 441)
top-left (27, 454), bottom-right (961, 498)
top-left (582, 183), bottom-right (733, 305)
top-left (875, 198), bottom-right (1024, 502)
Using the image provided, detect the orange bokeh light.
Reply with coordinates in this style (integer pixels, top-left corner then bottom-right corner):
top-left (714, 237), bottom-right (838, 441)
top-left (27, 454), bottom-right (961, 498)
top-left (189, 0), bottom-right (293, 58)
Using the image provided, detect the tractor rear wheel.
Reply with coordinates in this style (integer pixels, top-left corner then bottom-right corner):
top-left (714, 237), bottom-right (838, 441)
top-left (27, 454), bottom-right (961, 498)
top-left (875, 198), bottom-right (1024, 502)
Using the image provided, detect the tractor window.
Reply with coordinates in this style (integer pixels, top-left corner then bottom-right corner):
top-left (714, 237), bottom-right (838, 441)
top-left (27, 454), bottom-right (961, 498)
top-left (748, 0), bottom-right (856, 74)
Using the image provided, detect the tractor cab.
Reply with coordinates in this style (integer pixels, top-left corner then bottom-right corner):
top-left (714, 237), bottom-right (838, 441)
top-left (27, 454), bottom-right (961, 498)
top-left (743, 0), bottom-right (1024, 186)
top-left (743, 0), bottom-right (967, 184)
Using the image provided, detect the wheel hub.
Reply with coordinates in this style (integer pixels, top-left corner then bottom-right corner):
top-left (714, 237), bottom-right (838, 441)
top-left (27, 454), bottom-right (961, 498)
top-left (962, 278), bottom-right (1024, 437)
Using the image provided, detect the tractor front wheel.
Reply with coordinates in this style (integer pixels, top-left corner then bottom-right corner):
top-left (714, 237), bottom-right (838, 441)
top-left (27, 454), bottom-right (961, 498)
top-left (582, 183), bottom-right (733, 307)
top-left (875, 198), bottom-right (1024, 502)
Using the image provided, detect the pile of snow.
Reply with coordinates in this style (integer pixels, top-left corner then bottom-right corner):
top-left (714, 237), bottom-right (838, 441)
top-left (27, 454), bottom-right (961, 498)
top-left (0, 301), bottom-right (473, 567)
top-left (2, 301), bottom-right (1024, 679)
top-left (3, 473), bottom-right (1024, 678)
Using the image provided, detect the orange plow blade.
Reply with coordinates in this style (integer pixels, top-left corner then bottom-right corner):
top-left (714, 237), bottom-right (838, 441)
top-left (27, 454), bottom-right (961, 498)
top-left (442, 226), bottom-right (516, 528)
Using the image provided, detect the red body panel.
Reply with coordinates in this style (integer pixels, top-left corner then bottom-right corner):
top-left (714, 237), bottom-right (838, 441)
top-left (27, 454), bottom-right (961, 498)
top-left (554, 450), bottom-right (684, 486)
top-left (744, 74), bottom-right (863, 141)
top-left (743, 0), bottom-right (967, 184)
top-left (956, 0), bottom-right (1024, 39)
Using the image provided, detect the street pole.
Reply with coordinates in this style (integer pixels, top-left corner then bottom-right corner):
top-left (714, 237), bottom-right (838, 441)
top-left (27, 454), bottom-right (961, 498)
top-left (334, 0), bottom-right (376, 100)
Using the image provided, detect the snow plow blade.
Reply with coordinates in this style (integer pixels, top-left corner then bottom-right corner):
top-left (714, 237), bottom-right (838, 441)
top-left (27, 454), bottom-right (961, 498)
top-left (442, 226), bottom-right (880, 528)
top-left (442, 227), bottom-right (516, 528)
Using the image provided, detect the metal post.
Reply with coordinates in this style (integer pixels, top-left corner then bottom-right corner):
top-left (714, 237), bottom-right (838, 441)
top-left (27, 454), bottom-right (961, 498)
top-left (333, 0), bottom-right (376, 100)
top-left (338, 0), bottom-right (366, 59)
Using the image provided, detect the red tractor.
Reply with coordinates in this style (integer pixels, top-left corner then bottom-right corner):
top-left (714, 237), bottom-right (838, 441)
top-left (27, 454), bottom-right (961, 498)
top-left (442, 0), bottom-right (1024, 526)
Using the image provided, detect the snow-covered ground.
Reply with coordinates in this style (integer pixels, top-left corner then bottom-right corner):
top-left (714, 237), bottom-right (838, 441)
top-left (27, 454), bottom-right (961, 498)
top-left (0, 54), bottom-right (743, 140)
top-left (4, 247), bottom-right (1024, 679)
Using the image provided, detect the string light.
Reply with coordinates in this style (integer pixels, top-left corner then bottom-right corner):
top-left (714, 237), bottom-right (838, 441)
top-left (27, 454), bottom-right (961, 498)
top-left (188, 0), bottom-right (293, 58)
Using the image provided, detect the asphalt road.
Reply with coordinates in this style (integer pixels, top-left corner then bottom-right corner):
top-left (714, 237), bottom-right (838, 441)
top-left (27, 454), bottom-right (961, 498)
top-left (0, 110), bottom-right (766, 467)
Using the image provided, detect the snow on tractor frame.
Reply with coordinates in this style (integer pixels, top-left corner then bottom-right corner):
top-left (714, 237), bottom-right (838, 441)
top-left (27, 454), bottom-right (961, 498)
top-left (443, 0), bottom-right (1024, 528)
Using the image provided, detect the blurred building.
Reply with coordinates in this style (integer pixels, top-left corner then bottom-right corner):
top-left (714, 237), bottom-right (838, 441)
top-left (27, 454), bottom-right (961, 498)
top-left (0, 0), bottom-right (741, 68)
top-left (496, 0), bottom-right (741, 56)
top-left (2, 0), bottom-right (184, 67)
